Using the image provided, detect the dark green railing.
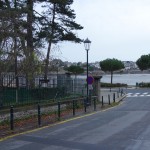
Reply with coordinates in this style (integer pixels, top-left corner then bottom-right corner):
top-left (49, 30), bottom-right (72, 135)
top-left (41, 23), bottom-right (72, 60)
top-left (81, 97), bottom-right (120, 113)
top-left (0, 87), bottom-right (70, 107)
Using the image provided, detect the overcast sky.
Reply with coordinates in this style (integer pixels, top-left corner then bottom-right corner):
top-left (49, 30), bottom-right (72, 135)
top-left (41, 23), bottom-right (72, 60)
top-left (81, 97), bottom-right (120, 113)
top-left (54, 0), bottom-right (150, 63)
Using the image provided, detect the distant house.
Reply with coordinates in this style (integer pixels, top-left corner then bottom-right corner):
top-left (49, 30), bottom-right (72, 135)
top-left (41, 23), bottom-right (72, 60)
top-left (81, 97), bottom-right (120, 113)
top-left (122, 61), bottom-right (138, 70)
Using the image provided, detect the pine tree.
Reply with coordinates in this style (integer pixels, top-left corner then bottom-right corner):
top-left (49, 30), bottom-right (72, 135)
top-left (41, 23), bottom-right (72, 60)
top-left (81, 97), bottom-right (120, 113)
top-left (37, 0), bottom-right (83, 79)
top-left (0, 0), bottom-right (41, 87)
top-left (0, 0), bottom-right (25, 87)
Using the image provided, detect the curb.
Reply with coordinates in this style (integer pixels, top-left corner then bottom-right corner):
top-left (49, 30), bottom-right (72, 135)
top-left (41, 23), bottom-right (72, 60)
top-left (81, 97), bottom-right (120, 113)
top-left (117, 94), bottom-right (127, 102)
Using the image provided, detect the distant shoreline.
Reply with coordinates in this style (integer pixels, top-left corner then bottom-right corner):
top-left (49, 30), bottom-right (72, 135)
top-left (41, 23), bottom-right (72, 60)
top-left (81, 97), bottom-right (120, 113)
top-left (75, 73), bottom-right (150, 86)
top-left (80, 70), bottom-right (150, 76)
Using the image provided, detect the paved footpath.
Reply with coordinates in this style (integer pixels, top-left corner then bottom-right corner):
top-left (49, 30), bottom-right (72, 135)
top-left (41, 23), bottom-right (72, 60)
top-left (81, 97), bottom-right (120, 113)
top-left (1, 88), bottom-right (150, 150)
top-left (100, 87), bottom-right (124, 103)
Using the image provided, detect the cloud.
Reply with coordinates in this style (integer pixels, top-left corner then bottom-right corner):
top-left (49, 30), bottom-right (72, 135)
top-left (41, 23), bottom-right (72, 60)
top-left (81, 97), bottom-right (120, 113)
top-left (60, 0), bottom-right (150, 62)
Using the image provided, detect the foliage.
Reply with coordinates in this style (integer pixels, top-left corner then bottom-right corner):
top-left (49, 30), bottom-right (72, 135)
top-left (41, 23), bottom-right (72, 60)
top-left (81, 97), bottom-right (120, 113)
top-left (36, 0), bottom-right (83, 79)
top-left (100, 58), bottom-right (124, 84)
top-left (0, 0), bottom-right (83, 86)
top-left (100, 58), bottom-right (124, 72)
top-left (101, 82), bottom-right (127, 87)
top-left (0, 0), bottom-right (43, 87)
top-left (136, 54), bottom-right (150, 71)
top-left (66, 65), bottom-right (84, 75)
top-left (138, 82), bottom-right (150, 88)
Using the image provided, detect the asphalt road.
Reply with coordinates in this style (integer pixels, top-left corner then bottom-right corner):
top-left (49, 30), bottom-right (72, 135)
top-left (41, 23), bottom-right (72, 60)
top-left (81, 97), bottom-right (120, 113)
top-left (1, 88), bottom-right (150, 150)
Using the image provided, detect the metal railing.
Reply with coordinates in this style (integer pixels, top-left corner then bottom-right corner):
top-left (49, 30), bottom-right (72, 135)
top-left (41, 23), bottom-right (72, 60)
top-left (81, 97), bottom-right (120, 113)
top-left (0, 91), bottom-right (126, 139)
top-left (0, 74), bottom-right (87, 107)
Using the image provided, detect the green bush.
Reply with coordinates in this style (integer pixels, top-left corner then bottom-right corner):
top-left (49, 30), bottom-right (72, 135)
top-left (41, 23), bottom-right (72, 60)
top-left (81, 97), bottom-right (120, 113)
top-left (101, 82), bottom-right (127, 87)
top-left (138, 82), bottom-right (150, 87)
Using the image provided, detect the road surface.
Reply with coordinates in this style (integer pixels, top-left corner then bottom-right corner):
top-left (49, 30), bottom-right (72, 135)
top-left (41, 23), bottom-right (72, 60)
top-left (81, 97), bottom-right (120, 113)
top-left (1, 88), bottom-right (150, 150)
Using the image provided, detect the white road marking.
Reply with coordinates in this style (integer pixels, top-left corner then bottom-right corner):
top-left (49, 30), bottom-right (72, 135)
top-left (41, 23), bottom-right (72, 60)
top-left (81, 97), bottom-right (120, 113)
top-left (126, 92), bottom-right (150, 98)
top-left (135, 93), bottom-right (140, 94)
top-left (143, 92), bottom-right (148, 94)
top-left (127, 92), bottom-right (150, 97)
top-left (127, 93), bottom-right (133, 95)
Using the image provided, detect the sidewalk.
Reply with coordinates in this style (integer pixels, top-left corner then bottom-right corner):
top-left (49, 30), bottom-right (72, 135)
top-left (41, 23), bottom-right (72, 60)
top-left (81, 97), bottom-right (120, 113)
top-left (100, 88), bottom-right (126, 103)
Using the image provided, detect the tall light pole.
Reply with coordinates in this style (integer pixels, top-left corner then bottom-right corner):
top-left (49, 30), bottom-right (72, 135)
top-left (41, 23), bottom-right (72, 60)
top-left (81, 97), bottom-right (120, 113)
top-left (84, 38), bottom-right (91, 104)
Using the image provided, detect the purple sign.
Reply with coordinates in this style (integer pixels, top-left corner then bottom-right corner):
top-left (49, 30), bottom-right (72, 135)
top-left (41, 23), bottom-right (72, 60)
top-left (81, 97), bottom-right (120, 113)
top-left (87, 76), bottom-right (94, 84)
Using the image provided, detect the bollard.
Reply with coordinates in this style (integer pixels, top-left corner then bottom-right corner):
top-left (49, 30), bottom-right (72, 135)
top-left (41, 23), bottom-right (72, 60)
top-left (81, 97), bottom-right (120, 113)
top-left (10, 106), bottom-right (14, 130)
top-left (73, 100), bottom-right (75, 116)
top-left (38, 104), bottom-right (41, 126)
top-left (117, 91), bottom-right (119, 98)
top-left (94, 98), bottom-right (96, 111)
top-left (110, 87), bottom-right (111, 92)
top-left (102, 96), bottom-right (104, 106)
top-left (136, 82), bottom-right (138, 89)
top-left (113, 93), bottom-right (115, 103)
top-left (108, 94), bottom-right (110, 105)
top-left (58, 102), bottom-right (61, 119)
top-left (121, 89), bottom-right (123, 96)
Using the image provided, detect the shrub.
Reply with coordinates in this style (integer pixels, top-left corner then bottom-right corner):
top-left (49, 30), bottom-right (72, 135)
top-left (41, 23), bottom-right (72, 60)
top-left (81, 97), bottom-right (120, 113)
top-left (101, 82), bottom-right (127, 87)
top-left (138, 82), bottom-right (150, 87)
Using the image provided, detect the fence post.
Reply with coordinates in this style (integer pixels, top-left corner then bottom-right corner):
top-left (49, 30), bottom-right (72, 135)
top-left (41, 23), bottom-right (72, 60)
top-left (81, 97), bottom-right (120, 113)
top-left (94, 97), bottom-right (96, 111)
top-left (38, 104), bottom-right (41, 126)
top-left (113, 93), bottom-right (115, 103)
top-left (108, 94), bottom-right (110, 105)
top-left (82, 89), bottom-right (84, 96)
top-left (10, 106), bottom-right (14, 130)
top-left (102, 96), bottom-right (104, 106)
top-left (58, 102), bottom-right (61, 119)
top-left (73, 100), bottom-right (75, 116)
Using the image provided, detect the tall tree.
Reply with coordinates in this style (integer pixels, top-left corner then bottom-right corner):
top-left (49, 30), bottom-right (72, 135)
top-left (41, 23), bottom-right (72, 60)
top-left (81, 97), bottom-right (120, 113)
top-left (136, 54), bottom-right (150, 71)
top-left (0, 0), bottom-right (25, 87)
top-left (0, 0), bottom-right (42, 87)
top-left (25, 0), bottom-right (35, 87)
top-left (67, 65), bottom-right (84, 77)
top-left (37, 0), bottom-right (83, 79)
top-left (0, 0), bottom-right (83, 87)
top-left (100, 58), bottom-right (124, 84)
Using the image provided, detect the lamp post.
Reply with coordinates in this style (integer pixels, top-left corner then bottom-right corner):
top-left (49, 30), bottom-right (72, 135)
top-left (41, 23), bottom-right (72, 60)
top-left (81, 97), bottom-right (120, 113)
top-left (56, 62), bottom-right (59, 78)
top-left (84, 38), bottom-right (91, 104)
top-left (56, 62), bottom-right (59, 87)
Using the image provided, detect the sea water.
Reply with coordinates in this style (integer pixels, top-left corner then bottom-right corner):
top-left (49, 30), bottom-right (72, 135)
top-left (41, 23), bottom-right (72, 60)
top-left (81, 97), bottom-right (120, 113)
top-left (75, 74), bottom-right (150, 86)
top-left (101, 74), bottom-right (150, 85)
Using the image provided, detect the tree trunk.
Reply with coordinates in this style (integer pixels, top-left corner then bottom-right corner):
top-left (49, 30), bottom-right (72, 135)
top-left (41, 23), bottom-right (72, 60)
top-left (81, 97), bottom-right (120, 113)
top-left (44, 3), bottom-right (56, 80)
top-left (26, 0), bottom-right (34, 87)
top-left (44, 42), bottom-right (52, 80)
top-left (111, 71), bottom-right (113, 85)
top-left (14, 0), bottom-right (19, 89)
top-left (27, 0), bottom-right (33, 56)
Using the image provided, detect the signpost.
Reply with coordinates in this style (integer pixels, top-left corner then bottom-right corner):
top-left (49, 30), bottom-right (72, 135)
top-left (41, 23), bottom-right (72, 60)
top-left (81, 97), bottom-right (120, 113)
top-left (87, 76), bottom-right (94, 85)
top-left (87, 76), bottom-right (94, 104)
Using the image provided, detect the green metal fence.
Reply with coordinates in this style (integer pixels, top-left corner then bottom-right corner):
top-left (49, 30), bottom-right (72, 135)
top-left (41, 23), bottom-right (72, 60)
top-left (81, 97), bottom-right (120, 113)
top-left (0, 74), bottom-right (87, 107)
top-left (1, 87), bottom-right (68, 106)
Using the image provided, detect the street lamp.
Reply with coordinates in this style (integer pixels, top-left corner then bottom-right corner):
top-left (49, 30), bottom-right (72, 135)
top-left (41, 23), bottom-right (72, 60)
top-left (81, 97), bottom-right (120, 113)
top-left (84, 38), bottom-right (91, 104)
